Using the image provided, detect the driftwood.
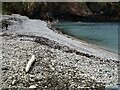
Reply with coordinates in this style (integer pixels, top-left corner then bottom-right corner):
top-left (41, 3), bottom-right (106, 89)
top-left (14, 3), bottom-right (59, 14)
top-left (25, 55), bottom-right (35, 73)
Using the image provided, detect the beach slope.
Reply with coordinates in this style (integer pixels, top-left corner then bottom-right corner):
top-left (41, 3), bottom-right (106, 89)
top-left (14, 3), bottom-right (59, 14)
top-left (0, 14), bottom-right (119, 89)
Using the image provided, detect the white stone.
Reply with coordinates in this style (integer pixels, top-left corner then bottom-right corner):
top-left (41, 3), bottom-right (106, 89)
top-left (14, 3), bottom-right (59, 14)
top-left (29, 85), bottom-right (36, 88)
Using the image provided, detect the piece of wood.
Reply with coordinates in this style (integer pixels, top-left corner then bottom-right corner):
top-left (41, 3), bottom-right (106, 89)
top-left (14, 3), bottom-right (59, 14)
top-left (25, 55), bottom-right (35, 73)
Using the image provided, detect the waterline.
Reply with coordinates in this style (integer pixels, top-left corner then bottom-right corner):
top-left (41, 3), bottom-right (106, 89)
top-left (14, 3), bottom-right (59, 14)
top-left (53, 22), bottom-right (119, 53)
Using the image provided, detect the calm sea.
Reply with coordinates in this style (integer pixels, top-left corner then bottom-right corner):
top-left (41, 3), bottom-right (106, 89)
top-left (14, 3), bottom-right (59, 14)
top-left (53, 22), bottom-right (119, 53)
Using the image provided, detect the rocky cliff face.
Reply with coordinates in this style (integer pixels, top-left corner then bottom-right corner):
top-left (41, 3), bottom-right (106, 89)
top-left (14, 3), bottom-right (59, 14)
top-left (2, 2), bottom-right (120, 22)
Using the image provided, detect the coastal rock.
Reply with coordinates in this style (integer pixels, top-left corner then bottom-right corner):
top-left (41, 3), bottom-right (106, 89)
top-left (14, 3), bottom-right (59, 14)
top-left (12, 80), bottom-right (16, 85)
top-left (3, 2), bottom-right (120, 22)
top-left (29, 85), bottom-right (36, 88)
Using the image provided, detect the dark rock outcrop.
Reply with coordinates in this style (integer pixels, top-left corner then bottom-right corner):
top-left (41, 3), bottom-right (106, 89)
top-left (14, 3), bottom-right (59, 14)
top-left (2, 2), bottom-right (120, 22)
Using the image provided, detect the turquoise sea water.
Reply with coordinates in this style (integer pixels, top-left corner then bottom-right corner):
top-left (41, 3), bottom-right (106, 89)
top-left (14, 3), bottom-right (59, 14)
top-left (53, 22), bottom-right (119, 53)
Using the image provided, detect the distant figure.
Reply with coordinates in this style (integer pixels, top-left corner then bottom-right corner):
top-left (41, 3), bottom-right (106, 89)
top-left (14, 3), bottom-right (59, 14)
top-left (2, 21), bottom-right (8, 30)
top-left (5, 23), bottom-right (8, 30)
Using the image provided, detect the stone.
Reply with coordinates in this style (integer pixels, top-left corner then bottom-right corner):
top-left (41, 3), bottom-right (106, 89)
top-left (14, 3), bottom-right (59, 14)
top-left (29, 85), bottom-right (36, 88)
top-left (12, 80), bottom-right (16, 85)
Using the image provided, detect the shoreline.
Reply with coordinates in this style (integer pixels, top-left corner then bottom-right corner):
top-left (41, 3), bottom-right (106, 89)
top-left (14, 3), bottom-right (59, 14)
top-left (47, 23), bottom-right (119, 89)
top-left (47, 21), bottom-right (119, 61)
top-left (56, 25), bottom-right (118, 55)
top-left (1, 14), bottom-right (119, 89)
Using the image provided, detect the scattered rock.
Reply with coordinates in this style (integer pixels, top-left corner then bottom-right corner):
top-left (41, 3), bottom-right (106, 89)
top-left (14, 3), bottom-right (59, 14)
top-left (12, 80), bottom-right (16, 85)
top-left (1, 14), bottom-right (118, 89)
top-left (29, 85), bottom-right (36, 88)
